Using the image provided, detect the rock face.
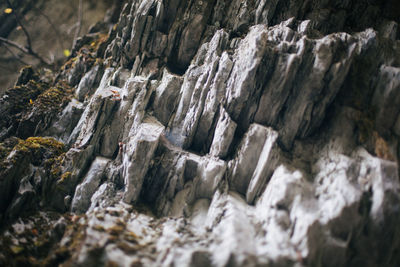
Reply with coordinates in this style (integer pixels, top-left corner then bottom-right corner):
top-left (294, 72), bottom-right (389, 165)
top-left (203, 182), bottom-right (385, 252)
top-left (1, 0), bottom-right (400, 266)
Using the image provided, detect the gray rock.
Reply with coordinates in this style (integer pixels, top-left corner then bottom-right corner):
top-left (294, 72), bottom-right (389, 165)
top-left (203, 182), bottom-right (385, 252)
top-left (209, 106), bottom-right (237, 158)
top-left (170, 29), bottom-right (230, 149)
top-left (3, 0), bottom-right (400, 266)
top-left (152, 68), bottom-right (183, 125)
top-left (71, 157), bottom-right (110, 214)
top-left (122, 120), bottom-right (165, 203)
top-left (372, 65), bottom-right (400, 135)
top-left (76, 63), bottom-right (104, 102)
top-left (44, 99), bottom-right (85, 143)
top-left (229, 124), bottom-right (277, 196)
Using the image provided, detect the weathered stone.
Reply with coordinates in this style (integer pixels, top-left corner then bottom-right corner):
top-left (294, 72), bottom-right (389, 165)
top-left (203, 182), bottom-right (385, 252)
top-left (44, 99), bottom-right (85, 143)
top-left (229, 124), bottom-right (277, 196)
top-left (169, 29), bottom-right (230, 149)
top-left (2, 0), bottom-right (400, 266)
top-left (372, 65), bottom-right (400, 135)
top-left (246, 127), bottom-right (280, 204)
top-left (122, 121), bottom-right (165, 203)
top-left (71, 157), bottom-right (110, 214)
top-left (209, 107), bottom-right (237, 158)
top-left (152, 69), bottom-right (183, 125)
top-left (76, 63), bottom-right (104, 102)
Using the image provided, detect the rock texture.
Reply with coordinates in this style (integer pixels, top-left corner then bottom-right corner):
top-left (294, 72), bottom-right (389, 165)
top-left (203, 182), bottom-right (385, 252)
top-left (1, 0), bottom-right (400, 266)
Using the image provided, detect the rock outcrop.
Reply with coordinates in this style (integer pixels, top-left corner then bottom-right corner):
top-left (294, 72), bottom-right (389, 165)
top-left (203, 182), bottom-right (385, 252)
top-left (1, 0), bottom-right (400, 266)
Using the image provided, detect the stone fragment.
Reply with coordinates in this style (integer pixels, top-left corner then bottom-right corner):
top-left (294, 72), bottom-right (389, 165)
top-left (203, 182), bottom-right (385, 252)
top-left (122, 121), bottom-right (165, 203)
top-left (71, 157), bottom-right (110, 214)
top-left (152, 69), bottom-right (183, 125)
top-left (229, 124), bottom-right (280, 201)
top-left (246, 128), bottom-right (280, 204)
top-left (209, 107), bottom-right (237, 158)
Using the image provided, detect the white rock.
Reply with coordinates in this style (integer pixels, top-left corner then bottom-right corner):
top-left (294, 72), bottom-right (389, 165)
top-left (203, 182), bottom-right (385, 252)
top-left (209, 107), bottom-right (237, 158)
top-left (71, 157), bottom-right (110, 214)
top-left (123, 121), bottom-right (165, 203)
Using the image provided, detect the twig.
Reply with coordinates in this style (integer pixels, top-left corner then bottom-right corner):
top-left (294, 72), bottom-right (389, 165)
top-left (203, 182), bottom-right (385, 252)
top-left (0, 37), bottom-right (50, 66)
top-left (73, 0), bottom-right (83, 46)
top-left (6, 0), bottom-right (33, 50)
top-left (2, 43), bottom-right (29, 65)
top-left (0, 37), bottom-right (30, 54)
top-left (3, 0), bottom-right (51, 66)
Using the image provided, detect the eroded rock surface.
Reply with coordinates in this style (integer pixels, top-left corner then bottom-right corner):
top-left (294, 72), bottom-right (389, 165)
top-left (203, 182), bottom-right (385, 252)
top-left (1, 0), bottom-right (400, 266)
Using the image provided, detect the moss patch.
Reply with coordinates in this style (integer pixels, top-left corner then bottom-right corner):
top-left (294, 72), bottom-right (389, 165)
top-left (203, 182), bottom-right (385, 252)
top-left (2, 80), bottom-right (49, 117)
top-left (14, 80), bottom-right (74, 139)
top-left (16, 137), bottom-right (65, 152)
top-left (0, 137), bottom-right (66, 176)
top-left (0, 65), bottom-right (75, 140)
top-left (14, 137), bottom-right (65, 160)
top-left (29, 80), bottom-right (73, 112)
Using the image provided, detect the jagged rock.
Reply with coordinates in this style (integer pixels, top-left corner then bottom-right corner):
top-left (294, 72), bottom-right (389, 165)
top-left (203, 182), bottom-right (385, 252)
top-left (209, 106), bottom-right (237, 158)
top-left (122, 120), bottom-right (165, 203)
top-left (152, 69), bottom-right (183, 126)
top-left (169, 29), bottom-right (230, 149)
top-left (71, 157), bottom-right (111, 214)
top-left (372, 65), bottom-right (400, 135)
top-left (1, 0), bottom-right (400, 266)
top-left (43, 99), bottom-right (85, 143)
top-left (229, 124), bottom-right (280, 199)
top-left (75, 63), bottom-right (105, 102)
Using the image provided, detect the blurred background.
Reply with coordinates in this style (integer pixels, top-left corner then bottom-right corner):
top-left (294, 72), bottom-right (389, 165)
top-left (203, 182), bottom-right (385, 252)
top-left (0, 0), bottom-right (122, 95)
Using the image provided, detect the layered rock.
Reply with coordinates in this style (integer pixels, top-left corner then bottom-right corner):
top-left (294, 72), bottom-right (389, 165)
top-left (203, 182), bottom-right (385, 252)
top-left (1, 0), bottom-right (400, 266)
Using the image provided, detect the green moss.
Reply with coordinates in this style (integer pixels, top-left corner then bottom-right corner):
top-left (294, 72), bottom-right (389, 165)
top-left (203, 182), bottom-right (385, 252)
top-left (48, 153), bottom-right (65, 175)
top-left (10, 245), bottom-right (24, 254)
top-left (16, 137), bottom-right (65, 154)
top-left (32, 81), bottom-right (73, 114)
top-left (5, 80), bottom-right (49, 115)
top-left (1, 137), bottom-right (66, 174)
top-left (1, 75), bottom-right (74, 140)
top-left (3, 137), bottom-right (66, 170)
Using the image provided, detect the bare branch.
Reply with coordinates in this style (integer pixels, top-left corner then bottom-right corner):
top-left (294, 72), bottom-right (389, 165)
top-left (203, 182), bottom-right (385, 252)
top-left (2, 43), bottom-right (29, 66)
top-left (0, 37), bottom-right (51, 66)
top-left (3, 0), bottom-right (51, 66)
top-left (6, 0), bottom-right (33, 50)
top-left (0, 37), bottom-right (29, 54)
